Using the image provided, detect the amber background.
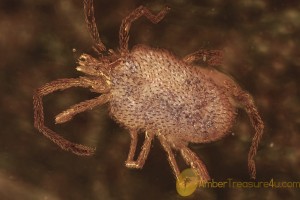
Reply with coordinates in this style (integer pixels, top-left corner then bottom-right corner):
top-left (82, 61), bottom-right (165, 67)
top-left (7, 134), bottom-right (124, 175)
top-left (0, 0), bottom-right (299, 199)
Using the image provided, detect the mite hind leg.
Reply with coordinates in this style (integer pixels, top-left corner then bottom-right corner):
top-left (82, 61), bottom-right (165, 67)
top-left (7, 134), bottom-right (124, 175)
top-left (177, 144), bottom-right (211, 181)
top-left (234, 89), bottom-right (264, 179)
top-left (119, 5), bottom-right (170, 52)
top-left (159, 135), bottom-right (210, 181)
top-left (125, 130), bottom-right (154, 169)
top-left (225, 81), bottom-right (264, 179)
top-left (183, 49), bottom-right (223, 66)
top-left (158, 135), bottom-right (181, 179)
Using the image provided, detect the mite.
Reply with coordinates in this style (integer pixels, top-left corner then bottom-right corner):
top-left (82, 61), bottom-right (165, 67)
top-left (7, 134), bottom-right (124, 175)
top-left (33, 0), bottom-right (264, 181)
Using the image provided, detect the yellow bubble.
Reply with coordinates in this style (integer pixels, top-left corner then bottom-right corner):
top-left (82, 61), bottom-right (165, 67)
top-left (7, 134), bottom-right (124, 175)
top-left (176, 168), bottom-right (199, 197)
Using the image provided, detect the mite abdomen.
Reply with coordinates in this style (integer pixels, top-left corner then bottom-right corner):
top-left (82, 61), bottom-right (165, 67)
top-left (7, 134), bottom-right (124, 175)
top-left (109, 45), bottom-right (236, 143)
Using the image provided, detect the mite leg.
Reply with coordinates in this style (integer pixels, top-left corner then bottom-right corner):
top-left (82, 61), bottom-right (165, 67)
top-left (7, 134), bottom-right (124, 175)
top-left (230, 84), bottom-right (264, 179)
top-left (183, 49), bottom-right (223, 66)
top-left (55, 94), bottom-right (110, 124)
top-left (33, 77), bottom-right (103, 156)
top-left (178, 145), bottom-right (211, 181)
top-left (126, 130), bottom-right (138, 165)
top-left (125, 130), bottom-right (154, 169)
top-left (83, 0), bottom-right (106, 53)
top-left (119, 5), bottom-right (170, 52)
top-left (159, 136), bottom-right (210, 181)
top-left (158, 135), bottom-right (180, 179)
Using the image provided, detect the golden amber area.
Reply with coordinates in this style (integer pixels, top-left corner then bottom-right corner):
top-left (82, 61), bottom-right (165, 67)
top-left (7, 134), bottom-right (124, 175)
top-left (176, 168), bottom-right (200, 197)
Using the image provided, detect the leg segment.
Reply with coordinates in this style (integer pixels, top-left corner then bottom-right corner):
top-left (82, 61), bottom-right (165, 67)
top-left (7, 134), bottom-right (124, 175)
top-left (119, 6), bottom-right (170, 52)
top-left (178, 145), bottom-right (211, 181)
top-left (55, 94), bottom-right (110, 124)
top-left (33, 78), bottom-right (103, 156)
top-left (125, 130), bottom-right (154, 169)
top-left (183, 49), bottom-right (223, 66)
top-left (230, 85), bottom-right (264, 179)
top-left (126, 130), bottom-right (138, 165)
top-left (158, 136), bottom-right (180, 179)
top-left (159, 135), bottom-right (210, 181)
top-left (83, 0), bottom-right (106, 53)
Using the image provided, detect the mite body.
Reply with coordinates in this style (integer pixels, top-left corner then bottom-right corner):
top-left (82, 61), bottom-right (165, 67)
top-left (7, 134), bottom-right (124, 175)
top-left (33, 0), bottom-right (264, 182)
top-left (109, 45), bottom-right (236, 143)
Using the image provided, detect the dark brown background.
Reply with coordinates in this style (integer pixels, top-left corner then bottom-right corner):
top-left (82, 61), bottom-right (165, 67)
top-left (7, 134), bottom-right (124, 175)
top-left (0, 0), bottom-right (299, 199)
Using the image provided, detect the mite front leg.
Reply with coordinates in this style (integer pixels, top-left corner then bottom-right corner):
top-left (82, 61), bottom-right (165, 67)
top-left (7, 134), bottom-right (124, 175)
top-left (119, 5), bottom-right (170, 52)
top-left (125, 130), bottom-right (154, 169)
top-left (183, 49), bottom-right (223, 66)
top-left (83, 0), bottom-right (106, 53)
top-left (55, 94), bottom-right (110, 124)
top-left (33, 78), bottom-right (97, 156)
